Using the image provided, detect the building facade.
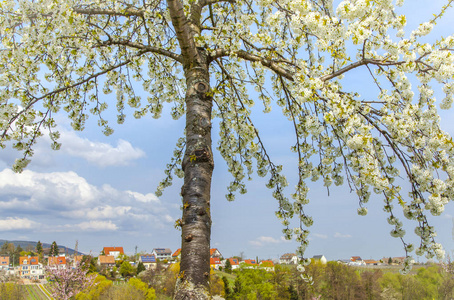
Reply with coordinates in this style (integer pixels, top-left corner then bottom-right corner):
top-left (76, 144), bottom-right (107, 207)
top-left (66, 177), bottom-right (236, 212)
top-left (19, 256), bottom-right (44, 280)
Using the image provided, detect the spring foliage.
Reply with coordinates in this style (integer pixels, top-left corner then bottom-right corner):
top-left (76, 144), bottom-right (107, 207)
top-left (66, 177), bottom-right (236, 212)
top-left (1, 0), bottom-right (454, 275)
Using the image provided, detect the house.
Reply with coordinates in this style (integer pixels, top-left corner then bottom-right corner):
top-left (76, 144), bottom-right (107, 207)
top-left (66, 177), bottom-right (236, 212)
top-left (139, 255), bottom-right (157, 269)
top-left (259, 260), bottom-right (275, 271)
top-left (312, 255), bottom-right (327, 264)
top-left (381, 257), bottom-right (393, 264)
top-left (350, 256), bottom-right (362, 262)
top-left (97, 255), bottom-right (116, 268)
top-left (210, 248), bottom-right (222, 259)
top-left (279, 253), bottom-right (299, 265)
top-left (19, 256), bottom-right (44, 280)
top-left (241, 259), bottom-right (257, 269)
top-left (48, 256), bottom-right (67, 270)
top-left (103, 247), bottom-right (124, 260)
top-left (172, 249), bottom-right (181, 261)
top-left (337, 259), bottom-right (352, 264)
top-left (210, 257), bottom-right (221, 270)
top-left (152, 248), bottom-right (172, 261)
top-left (225, 258), bottom-right (240, 270)
top-left (73, 255), bottom-right (84, 267)
top-left (392, 257), bottom-right (406, 264)
top-left (348, 257), bottom-right (366, 266)
top-left (363, 259), bottom-right (379, 265)
top-left (0, 256), bottom-right (9, 270)
top-left (243, 259), bottom-right (258, 267)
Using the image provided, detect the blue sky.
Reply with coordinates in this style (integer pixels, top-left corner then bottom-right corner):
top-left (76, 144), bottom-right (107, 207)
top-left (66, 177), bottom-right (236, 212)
top-left (1, 0), bottom-right (454, 262)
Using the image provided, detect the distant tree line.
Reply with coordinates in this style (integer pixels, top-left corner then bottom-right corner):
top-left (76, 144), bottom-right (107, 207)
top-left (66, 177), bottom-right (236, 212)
top-left (0, 240), bottom-right (59, 265)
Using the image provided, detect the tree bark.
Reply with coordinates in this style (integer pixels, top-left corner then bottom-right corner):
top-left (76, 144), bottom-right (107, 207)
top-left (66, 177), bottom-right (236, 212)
top-left (174, 48), bottom-right (213, 299)
top-left (166, 0), bottom-right (213, 297)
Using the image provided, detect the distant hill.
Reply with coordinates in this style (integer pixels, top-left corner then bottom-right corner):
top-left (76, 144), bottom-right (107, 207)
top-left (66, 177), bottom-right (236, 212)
top-left (0, 239), bottom-right (84, 255)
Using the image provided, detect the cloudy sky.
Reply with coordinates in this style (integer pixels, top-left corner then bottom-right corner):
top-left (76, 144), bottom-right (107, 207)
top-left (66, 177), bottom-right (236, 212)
top-left (1, 0), bottom-right (454, 262)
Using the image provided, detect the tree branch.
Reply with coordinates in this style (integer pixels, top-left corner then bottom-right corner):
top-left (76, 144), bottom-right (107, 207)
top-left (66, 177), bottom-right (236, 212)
top-left (6, 50), bottom-right (149, 130)
top-left (167, 0), bottom-right (199, 69)
top-left (320, 59), bottom-right (407, 81)
top-left (95, 39), bottom-right (182, 62)
top-left (211, 49), bottom-right (294, 81)
top-left (73, 7), bottom-right (145, 18)
top-left (200, 0), bottom-right (235, 7)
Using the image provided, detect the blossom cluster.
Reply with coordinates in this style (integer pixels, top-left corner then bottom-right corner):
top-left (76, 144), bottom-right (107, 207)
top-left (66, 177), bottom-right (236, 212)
top-left (45, 262), bottom-right (97, 300)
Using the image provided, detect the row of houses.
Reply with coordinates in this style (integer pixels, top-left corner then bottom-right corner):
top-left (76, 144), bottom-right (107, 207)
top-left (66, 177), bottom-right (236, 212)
top-left (279, 253), bottom-right (328, 265)
top-left (278, 253), bottom-right (409, 266)
top-left (338, 256), bottom-right (408, 266)
top-left (2, 243), bottom-right (409, 282)
top-left (0, 255), bottom-right (69, 281)
top-left (100, 246), bottom-right (408, 269)
top-left (1, 246), bottom-right (276, 281)
top-left (97, 246), bottom-right (175, 268)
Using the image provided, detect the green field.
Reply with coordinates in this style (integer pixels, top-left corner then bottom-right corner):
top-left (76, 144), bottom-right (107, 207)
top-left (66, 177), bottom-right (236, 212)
top-left (22, 284), bottom-right (53, 300)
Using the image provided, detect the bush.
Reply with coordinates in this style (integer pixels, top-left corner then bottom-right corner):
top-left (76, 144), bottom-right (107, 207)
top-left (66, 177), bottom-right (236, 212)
top-left (0, 283), bottom-right (25, 300)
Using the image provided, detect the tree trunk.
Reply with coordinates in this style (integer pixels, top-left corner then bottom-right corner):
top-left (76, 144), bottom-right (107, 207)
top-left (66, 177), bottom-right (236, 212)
top-left (174, 48), bottom-right (213, 299)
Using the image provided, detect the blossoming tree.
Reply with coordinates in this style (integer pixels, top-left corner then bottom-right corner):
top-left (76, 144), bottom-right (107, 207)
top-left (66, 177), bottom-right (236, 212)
top-left (1, 0), bottom-right (454, 298)
top-left (46, 262), bottom-right (97, 300)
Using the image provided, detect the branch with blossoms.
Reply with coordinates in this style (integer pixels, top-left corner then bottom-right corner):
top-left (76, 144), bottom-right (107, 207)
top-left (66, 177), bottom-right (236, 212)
top-left (45, 262), bottom-right (97, 300)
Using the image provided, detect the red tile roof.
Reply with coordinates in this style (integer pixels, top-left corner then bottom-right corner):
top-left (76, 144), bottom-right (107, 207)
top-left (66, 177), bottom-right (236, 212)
top-left (244, 259), bottom-right (257, 265)
top-left (210, 257), bottom-right (221, 265)
top-left (227, 258), bottom-right (239, 265)
top-left (48, 256), bottom-right (66, 265)
top-left (364, 259), bottom-right (378, 264)
top-left (260, 260), bottom-right (274, 267)
top-left (20, 256), bottom-right (39, 265)
top-left (103, 247), bottom-right (124, 255)
top-left (172, 248), bottom-right (181, 257)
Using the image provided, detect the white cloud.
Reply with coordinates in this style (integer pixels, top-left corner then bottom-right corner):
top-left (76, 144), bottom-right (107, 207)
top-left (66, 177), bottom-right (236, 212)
top-left (59, 131), bottom-right (145, 167)
top-left (0, 168), bottom-right (176, 233)
top-left (0, 217), bottom-right (39, 231)
top-left (0, 169), bottom-right (98, 209)
top-left (163, 214), bottom-right (174, 223)
top-left (334, 232), bottom-right (352, 238)
top-left (127, 191), bottom-right (160, 203)
top-left (63, 206), bottom-right (132, 220)
top-left (257, 236), bottom-right (281, 243)
top-left (249, 236), bottom-right (289, 247)
top-left (313, 233), bottom-right (328, 239)
top-left (77, 221), bottom-right (118, 231)
top-left (249, 241), bottom-right (263, 247)
top-left (48, 220), bottom-right (119, 232)
top-left (0, 129), bottom-right (145, 169)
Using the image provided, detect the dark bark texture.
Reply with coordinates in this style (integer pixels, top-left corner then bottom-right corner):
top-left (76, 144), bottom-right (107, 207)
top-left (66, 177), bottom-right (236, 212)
top-left (175, 49), bottom-right (213, 299)
top-left (167, 0), bottom-right (213, 297)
